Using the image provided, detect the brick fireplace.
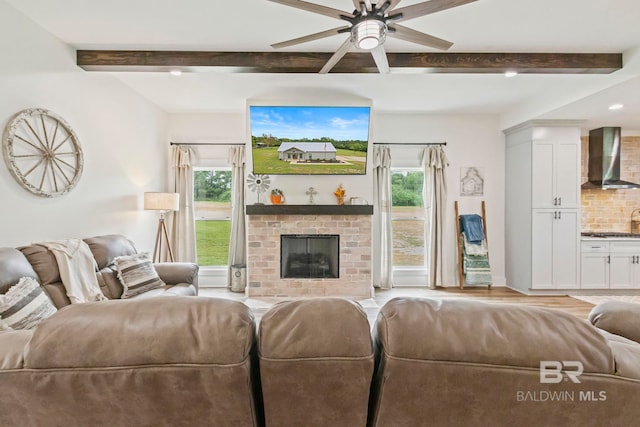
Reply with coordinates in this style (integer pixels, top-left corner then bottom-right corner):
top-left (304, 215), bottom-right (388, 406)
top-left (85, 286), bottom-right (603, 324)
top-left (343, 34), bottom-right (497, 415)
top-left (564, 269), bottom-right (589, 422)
top-left (246, 205), bottom-right (373, 297)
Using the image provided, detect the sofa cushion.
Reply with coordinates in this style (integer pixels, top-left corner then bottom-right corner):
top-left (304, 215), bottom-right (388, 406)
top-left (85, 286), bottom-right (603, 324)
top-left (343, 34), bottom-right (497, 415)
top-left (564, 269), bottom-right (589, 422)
top-left (259, 297), bottom-right (373, 359)
top-left (19, 244), bottom-right (70, 308)
top-left (0, 248), bottom-right (38, 294)
top-left (608, 340), bottom-right (640, 380)
top-left (84, 234), bottom-right (137, 269)
top-left (8, 297), bottom-right (261, 427)
top-left (25, 297), bottom-right (255, 368)
top-left (19, 245), bottom-right (61, 287)
top-left (259, 298), bottom-right (373, 427)
top-left (374, 297), bottom-right (614, 374)
top-left (154, 262), bottom-right (199, 287)
top-left (0, 277), bottom-right (57, 330)
top-left (113, 252), bottom-right (165, 298)
top-left (0, 329), bottom-right (32, 370)
top-left (589, 301), bottom-right (640, 343)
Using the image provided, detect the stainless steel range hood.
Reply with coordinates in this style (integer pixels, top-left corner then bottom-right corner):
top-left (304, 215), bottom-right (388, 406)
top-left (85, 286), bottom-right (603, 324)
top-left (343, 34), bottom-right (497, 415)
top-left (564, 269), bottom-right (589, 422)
top-left (582, 127), bottom-right (640, 189)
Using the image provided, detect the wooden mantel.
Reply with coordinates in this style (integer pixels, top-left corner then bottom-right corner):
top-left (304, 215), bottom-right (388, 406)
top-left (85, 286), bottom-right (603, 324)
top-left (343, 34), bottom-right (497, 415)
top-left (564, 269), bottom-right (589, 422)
top-left (245, 204), bottom-right (373, 215)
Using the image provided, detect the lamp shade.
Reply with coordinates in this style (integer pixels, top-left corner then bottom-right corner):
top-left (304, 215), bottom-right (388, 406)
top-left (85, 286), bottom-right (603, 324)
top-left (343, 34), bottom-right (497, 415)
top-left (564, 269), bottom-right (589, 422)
top-left (144, 192), bottom-right (179, 211)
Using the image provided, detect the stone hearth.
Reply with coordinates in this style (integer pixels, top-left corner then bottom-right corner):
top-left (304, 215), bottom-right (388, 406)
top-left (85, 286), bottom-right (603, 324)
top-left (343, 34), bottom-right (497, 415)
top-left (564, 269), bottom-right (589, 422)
top-left (246, 205), bottom-right (373, 297)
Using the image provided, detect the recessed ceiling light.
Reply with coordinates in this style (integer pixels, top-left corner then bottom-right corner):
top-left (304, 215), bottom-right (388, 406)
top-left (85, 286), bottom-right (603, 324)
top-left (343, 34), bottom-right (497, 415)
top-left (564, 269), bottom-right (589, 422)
top-left (608, 103), bottom-right (624, 110)
top-left (169, 69), bottom-right (183, 76)
top-left (504, 70), bottom-right (518, 78)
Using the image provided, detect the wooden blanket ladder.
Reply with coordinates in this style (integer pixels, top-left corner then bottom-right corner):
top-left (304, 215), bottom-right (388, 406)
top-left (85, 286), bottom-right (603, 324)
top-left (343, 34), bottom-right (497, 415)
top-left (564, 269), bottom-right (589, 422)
top-left (455, 200), bottom-right (491, 290)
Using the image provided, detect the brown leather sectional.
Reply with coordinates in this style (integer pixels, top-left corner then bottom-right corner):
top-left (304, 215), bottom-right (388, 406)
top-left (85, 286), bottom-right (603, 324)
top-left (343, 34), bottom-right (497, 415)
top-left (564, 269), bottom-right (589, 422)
top-left (6, 234), bottom-right (199, 308)
top-left (370, 297), bottom-right (640, 426)
top-left (1, 241), bottom-right (640, 426)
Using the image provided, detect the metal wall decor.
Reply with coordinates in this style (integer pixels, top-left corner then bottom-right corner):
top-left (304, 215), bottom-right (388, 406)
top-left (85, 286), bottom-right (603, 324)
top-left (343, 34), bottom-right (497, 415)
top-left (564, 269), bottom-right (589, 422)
top-left (247, 173), bottom-right (270, 204)
top-left (2, 108), bottom-right (83, 197)
top-left (460, 167), bottom-right (484, 196)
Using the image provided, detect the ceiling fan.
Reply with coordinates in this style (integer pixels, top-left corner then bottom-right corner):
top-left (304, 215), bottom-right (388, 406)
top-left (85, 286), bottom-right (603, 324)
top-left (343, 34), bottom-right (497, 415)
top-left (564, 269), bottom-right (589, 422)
top-left (268, 0), bottom-right (478, 74)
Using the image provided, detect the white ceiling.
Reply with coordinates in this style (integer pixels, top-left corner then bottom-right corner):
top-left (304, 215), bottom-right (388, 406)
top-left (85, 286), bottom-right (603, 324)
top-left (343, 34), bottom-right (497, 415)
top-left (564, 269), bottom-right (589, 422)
top-left (6, 0), bottom-right (640, 131)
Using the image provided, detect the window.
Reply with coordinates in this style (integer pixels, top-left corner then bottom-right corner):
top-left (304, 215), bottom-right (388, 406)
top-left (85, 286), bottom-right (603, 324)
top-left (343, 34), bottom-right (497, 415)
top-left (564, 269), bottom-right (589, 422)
top-left (194, 168), bottom-right (232, 267)
top-left (391, 169), bottom-right (425, 267)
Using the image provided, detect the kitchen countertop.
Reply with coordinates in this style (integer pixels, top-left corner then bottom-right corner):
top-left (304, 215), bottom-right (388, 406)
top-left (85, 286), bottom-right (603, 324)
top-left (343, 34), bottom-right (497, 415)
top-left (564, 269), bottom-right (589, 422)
top-left (581, 232), bottom-right (640, 240)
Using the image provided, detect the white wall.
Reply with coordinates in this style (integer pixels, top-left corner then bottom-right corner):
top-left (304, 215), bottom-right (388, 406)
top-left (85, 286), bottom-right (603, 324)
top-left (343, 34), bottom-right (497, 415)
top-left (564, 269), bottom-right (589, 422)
top-left (0, 1), bottom-right (168, 250)
top-left (374, 113), bottom-right (506, 286)
top-left (168, 110), bottom-right (506, 286)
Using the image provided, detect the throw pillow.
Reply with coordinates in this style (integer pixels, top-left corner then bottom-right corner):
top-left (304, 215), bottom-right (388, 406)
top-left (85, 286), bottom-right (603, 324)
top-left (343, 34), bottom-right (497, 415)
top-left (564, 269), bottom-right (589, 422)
top-left (0, 277), bottom-right (57, 330)
top-left (113, 252), bottom-right (165, 299)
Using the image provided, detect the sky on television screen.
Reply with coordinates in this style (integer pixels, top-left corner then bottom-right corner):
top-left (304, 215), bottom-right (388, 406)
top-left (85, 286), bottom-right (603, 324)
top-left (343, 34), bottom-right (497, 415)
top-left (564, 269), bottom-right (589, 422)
top-left (250, 106), bottom-right (370, 141)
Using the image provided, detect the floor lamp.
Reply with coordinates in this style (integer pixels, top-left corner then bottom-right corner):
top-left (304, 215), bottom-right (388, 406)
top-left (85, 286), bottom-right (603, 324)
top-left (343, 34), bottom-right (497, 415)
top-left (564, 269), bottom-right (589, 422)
top-left (144, 192), bottom-right (180, 263)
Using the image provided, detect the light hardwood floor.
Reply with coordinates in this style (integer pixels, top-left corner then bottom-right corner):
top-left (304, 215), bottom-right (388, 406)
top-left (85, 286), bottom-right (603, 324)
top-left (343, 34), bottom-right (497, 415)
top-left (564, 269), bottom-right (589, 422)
top-left (199, 286), bottom-right (596, 324)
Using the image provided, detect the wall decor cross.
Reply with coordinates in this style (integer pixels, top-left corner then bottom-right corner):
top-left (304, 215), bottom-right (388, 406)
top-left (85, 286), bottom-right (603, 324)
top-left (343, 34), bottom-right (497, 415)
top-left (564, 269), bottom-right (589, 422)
top-left (305, 187), bottom-right (317, 204)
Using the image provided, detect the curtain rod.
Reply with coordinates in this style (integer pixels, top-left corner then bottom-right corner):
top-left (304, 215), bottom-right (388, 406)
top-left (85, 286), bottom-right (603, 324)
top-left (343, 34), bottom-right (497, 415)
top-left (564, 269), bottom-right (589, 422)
top-left (170, 142), bottom-right (246, 146)
top-left (373, 142), bottom-right (447, 146)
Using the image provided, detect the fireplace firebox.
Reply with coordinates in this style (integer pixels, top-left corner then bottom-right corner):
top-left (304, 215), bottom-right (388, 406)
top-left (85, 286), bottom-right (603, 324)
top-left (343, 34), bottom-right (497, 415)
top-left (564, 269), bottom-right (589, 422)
top-left (281, 234), bottom-right (339, 279)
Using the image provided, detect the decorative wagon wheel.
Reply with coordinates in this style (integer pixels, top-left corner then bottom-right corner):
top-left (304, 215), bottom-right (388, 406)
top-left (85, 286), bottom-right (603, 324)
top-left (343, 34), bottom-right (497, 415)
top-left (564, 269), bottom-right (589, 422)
top-left (2, 108), bottom-right (83, 197)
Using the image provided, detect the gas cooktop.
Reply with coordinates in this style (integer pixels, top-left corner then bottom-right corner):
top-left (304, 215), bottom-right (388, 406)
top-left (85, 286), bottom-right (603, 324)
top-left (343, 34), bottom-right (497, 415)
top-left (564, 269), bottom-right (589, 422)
top-left (581, 232), bottom-right (640, 238)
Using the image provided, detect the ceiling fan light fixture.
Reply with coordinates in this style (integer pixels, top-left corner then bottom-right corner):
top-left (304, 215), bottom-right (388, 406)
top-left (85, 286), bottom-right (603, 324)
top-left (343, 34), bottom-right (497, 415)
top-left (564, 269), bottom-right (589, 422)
top-left (352, 19), bottom-right (387, 50)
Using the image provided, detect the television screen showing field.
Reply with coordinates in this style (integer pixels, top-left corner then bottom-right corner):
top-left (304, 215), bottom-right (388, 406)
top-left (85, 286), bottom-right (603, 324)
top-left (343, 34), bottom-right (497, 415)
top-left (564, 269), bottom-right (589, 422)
top-left (250, 106), bottom-right (370, 175)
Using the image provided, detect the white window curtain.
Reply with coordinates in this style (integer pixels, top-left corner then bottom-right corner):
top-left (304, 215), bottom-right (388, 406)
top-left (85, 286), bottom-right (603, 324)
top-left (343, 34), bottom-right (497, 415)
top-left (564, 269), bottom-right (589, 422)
top-left (421, 146), bottom-right (449, 288)
top-left (170, 145), bottom-right (197, 263)
top-left (227, 146), bottom-right (246, 288)
top-left (372, 145), bottom-right (393, 289)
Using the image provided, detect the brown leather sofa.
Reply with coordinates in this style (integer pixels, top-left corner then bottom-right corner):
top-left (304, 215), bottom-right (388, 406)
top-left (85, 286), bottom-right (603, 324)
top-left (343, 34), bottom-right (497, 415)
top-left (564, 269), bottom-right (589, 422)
top-left (2, 291), bottom-right (639, 426)
top-left (369, 297), bottom-right (640, 427)
top-left (0, 234), bottom-right (198, 308)
top-left (0, 297), bottom-right (261, 427)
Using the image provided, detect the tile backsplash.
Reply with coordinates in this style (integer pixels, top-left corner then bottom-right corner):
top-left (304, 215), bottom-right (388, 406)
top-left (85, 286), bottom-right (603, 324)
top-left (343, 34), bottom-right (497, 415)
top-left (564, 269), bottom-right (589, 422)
top-left (581, 136), bottom-right (640, 232)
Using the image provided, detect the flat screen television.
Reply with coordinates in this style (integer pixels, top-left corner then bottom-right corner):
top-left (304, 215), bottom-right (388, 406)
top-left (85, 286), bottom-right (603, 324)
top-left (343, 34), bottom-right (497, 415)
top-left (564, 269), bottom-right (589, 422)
top-left (249, 105), bottom-right (370, 175)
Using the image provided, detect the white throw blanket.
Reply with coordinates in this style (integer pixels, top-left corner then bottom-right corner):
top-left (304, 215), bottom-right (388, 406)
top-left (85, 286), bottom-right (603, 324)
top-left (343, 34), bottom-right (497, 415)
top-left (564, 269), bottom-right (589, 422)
top-left (39, 239), bottom-right (107, 304)
top-left (461, 233), bottom-right (488, 256)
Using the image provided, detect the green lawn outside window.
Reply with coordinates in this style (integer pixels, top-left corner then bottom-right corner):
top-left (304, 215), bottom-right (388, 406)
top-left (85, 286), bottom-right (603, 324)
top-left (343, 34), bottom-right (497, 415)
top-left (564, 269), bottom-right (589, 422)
top-left (196, 220), bottom-right (231, 266)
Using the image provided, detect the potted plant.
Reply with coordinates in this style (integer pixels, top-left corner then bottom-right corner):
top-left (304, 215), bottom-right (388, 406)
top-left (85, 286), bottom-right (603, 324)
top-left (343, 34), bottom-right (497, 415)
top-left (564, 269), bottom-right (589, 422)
top-left (270, 189), bottom-right (285, 205)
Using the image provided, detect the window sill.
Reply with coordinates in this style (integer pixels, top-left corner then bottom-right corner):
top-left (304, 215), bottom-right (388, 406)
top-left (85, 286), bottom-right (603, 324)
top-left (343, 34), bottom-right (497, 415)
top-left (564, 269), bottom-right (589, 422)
top-left (198, 266), bottom-right (228, 288)
top-left (393, 267), bottom-right (429, 286)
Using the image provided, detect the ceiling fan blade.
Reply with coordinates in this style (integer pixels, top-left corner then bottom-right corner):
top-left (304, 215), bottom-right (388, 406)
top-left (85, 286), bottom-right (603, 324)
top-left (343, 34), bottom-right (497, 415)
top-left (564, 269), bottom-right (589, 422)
top-left (370, 45), bottom-right (390, 74)
top-left (388, 24), bottom-right (454, 50)
top-left (271, 26), bottom-right (350, 49)
top-left (390, 0), bottom-right (478, 22)
top-left (319, 37), bottom-right (353, 74)
top-left (268, 0), bottom-right (353, 20)
top-left (385, 0), bottom-right (403, 12)
top-left (352, 0), bottom-right (372, 12)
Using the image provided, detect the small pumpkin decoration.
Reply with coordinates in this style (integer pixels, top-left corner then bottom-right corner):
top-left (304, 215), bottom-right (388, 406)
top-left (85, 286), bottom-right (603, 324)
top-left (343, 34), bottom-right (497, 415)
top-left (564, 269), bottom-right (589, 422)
top-left (270, 188), bottom-right (285, 205)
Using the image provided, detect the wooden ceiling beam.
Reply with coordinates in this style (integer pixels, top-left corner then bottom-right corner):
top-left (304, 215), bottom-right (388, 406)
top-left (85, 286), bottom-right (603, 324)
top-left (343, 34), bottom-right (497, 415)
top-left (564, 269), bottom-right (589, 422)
top-left (77, 50), bottom-right (622, 74)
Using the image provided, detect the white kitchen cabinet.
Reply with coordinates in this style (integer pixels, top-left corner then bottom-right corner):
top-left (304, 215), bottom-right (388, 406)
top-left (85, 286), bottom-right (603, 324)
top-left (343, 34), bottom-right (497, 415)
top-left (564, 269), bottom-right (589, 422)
top-left (580, 241), bottom-right (640, 289)
top-left (505, 122), bottom-right (582, 294)
top-left (580, 242), bottom-right (610, 289)
top-left (532, 140), bottom-right (580, 209)
top-left (532, 210), bottom-right (580, 289)
top-left (609, 242), bottom-right (640, 289)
